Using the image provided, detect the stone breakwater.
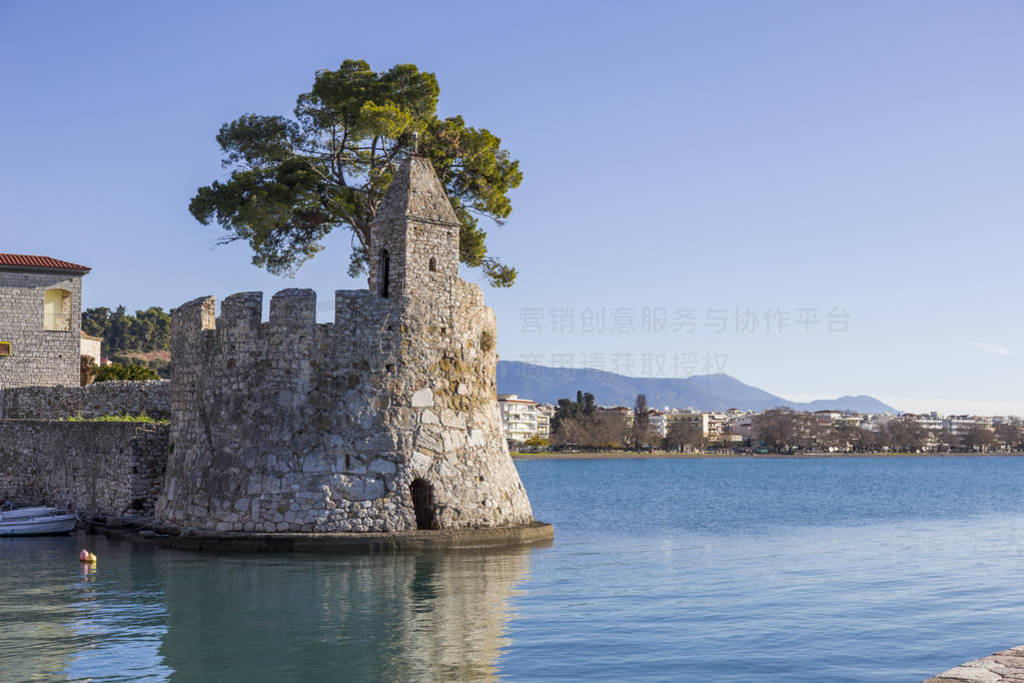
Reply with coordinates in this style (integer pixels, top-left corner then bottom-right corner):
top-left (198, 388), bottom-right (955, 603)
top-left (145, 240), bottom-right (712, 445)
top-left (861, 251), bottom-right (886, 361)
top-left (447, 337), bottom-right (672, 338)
top-left (924, 646), bottom-right (1024, 682)
top-left (0, 420), bottom-right (168, 515)
top-left (0, 379), bottom-right (169, 420)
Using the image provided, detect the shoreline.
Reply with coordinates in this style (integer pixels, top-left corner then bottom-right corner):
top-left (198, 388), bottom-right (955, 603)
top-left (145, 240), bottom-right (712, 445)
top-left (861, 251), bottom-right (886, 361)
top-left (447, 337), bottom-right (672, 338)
top-left (512, 451), bottom-right (1024, 461)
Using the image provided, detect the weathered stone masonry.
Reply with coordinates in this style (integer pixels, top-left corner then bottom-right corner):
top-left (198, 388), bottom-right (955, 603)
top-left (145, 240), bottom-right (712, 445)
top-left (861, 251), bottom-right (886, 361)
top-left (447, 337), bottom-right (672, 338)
top-left (0, 257), bottom-right (173, 517)
top-left (0, 263), bottom-right (86, 390)
top-left (156, 156), bottom-right (535, 533)
top-left (0, 380), bottom-right (169, 420)
top-left (0, 421), bottom-right (168, 515)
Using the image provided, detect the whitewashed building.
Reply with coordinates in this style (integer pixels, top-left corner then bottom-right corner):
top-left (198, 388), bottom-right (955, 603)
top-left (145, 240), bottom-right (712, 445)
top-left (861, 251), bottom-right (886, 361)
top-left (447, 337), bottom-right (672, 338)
top-left (497, 394), bottom-right (549, 443)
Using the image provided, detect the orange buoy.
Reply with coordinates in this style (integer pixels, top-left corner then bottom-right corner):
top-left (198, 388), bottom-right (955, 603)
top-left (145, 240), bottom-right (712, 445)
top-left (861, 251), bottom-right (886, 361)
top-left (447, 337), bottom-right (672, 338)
top-left (79, 549), bottom-right (96, 563)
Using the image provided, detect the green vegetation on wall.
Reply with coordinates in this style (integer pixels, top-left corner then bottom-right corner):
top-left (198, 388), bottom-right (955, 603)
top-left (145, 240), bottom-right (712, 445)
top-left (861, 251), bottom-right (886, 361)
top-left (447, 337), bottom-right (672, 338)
top-left (62, 413), bottom-right (169, 424)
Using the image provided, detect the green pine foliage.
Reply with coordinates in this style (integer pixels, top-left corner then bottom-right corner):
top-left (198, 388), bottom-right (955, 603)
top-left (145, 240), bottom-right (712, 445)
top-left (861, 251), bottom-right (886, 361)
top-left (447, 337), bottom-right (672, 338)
top-left (189, 60), bottom-right (522, 286)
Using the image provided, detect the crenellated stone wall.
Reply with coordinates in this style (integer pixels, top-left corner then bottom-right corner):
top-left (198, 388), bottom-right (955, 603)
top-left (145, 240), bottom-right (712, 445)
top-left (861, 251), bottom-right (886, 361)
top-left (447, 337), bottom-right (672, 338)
top-left (0, 379), bottom-right (169, 420)
top-left (0, 420), bottom-right (168, 515)
top-left (157, 283), bottom-right (533, 533)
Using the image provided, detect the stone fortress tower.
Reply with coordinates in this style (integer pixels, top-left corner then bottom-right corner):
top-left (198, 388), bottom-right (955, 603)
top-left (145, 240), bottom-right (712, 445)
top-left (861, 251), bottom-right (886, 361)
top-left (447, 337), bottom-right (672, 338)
top-left (156, 156), bottom-right (536, 533)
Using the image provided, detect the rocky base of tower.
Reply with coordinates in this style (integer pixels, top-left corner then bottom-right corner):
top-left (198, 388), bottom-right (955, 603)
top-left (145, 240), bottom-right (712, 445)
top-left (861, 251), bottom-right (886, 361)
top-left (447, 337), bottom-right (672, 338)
top-left (104, 519), bottom-right (554, 553)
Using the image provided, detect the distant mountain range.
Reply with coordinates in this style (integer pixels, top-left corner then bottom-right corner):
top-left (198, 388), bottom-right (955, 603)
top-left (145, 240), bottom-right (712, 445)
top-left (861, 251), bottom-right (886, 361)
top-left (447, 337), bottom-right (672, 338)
top-left (496, 361), bottom-right (898, 414)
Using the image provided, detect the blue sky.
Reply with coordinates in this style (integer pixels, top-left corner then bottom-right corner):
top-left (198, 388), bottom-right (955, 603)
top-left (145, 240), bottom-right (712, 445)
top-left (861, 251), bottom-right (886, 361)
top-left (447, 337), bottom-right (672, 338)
top-left (1, 0), bottom-right (1022, 414)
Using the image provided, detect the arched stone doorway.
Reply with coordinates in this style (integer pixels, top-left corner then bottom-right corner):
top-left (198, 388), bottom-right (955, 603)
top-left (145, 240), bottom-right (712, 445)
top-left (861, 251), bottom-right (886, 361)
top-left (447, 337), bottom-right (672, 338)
top-left (410, 478), bottom-right (437, 530)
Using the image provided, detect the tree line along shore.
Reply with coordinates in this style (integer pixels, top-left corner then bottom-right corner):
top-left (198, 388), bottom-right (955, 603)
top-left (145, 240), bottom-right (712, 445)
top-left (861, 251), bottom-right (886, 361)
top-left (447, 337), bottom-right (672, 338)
top-left (507, 390), bottom-right (1021, 455)
top-left (511, 450), bottom-right (1024, 460)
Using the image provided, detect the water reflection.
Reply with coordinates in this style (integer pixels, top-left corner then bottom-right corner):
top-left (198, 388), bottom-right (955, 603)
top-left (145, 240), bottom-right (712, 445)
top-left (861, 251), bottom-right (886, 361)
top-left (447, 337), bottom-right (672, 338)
top-left (156, 548), bottom-right (533, 680)
top-left (65, 540), bottom-right (172, 680)
top-left (1, 535), bottom-right (535, 680)
top-left (11, 457), bottom-right (1024, 680)
top-left (0, 535), bottom-right (171, 681)
top-left (0, 537), bottom-right (82, 681)
top-left (0, 556), bottom-right (74, 679)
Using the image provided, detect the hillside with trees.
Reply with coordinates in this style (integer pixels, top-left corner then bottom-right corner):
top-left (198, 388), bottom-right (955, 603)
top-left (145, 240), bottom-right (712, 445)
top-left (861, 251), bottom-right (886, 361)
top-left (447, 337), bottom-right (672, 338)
top-left (81, 306), bottom-right (171, 377)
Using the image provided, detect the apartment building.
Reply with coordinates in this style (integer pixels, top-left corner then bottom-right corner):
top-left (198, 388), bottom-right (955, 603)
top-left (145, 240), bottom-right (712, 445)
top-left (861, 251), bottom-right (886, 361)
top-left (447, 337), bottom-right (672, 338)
top-left (497, 394), bottom-right (550, 443)
top-left (665, 409), bottom-right (710, 438)
top-left (648, 409), bottom-right (668, 438)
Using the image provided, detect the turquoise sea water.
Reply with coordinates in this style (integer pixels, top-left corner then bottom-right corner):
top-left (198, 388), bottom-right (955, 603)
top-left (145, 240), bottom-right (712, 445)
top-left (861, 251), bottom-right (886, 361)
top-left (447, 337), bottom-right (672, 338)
top-left (2, 456), bottom-right (1024, 681)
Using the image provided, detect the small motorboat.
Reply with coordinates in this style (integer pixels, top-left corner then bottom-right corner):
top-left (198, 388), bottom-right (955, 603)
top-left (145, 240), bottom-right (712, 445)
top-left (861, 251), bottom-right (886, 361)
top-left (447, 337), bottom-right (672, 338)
top-left (0, 505), bottom-right (62, 521)
top-left (0, 512), bottom-right (78, 536)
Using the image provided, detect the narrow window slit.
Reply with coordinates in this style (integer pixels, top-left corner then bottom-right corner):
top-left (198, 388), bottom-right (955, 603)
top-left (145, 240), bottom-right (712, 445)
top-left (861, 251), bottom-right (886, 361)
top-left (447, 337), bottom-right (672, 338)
top-left (379, 249), bottom-right (390, 298)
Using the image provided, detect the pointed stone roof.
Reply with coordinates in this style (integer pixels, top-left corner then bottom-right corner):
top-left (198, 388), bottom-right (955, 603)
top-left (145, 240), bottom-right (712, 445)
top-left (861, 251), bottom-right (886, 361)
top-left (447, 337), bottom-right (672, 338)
top-left (371, 155), bottom-right (460, 227)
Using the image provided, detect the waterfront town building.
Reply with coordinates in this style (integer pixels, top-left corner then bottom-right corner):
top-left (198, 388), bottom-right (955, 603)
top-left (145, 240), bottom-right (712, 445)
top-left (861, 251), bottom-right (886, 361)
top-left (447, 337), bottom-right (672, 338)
top-left (945, 414), bottom-right (994, 434)
top-left (666, 409), bottom-right (710, 438)
top-left (726, 412), bottom-right (754, 440)
top-left (536, 404), bottom-right (553, 439)
top-left (706, 412), bottom-right (728, 441)
top-left (497, 394), bottom-right (551, 444)
top-left (0, 254), bottom-right (90, 390)
top-left (903, 412), bottom-right (944, 432)
top-left (648, 409), bottom-right (668, 438)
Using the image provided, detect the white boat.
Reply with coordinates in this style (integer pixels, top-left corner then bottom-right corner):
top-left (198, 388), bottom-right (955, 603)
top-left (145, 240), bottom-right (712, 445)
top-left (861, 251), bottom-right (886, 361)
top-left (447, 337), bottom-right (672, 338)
top-left (0, 505), bottom-right (62, 521)
top-left (0, 512), bottom-right (78, 536)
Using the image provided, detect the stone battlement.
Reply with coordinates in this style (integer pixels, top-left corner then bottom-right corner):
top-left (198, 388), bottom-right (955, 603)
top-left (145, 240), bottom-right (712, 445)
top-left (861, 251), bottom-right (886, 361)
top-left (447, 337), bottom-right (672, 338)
top-left (172, 287), bottom-right (389, 350)
top-left (174, 283), bottom-right (486, 354)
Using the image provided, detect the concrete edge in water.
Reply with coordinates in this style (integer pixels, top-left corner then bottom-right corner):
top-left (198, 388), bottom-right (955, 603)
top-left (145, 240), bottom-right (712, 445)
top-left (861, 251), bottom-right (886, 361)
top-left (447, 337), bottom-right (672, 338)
top-left (923, 645), bottom-right (1024, 682)
top-left (101, 520), bottom-right (554, 554)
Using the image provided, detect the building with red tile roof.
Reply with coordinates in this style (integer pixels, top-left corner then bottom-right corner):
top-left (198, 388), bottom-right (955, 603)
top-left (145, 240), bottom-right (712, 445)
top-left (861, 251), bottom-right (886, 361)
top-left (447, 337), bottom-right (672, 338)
top-left (0, 253), bottom-right (90, 274)
top-left (0, 253), bottom-right (91, 389)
